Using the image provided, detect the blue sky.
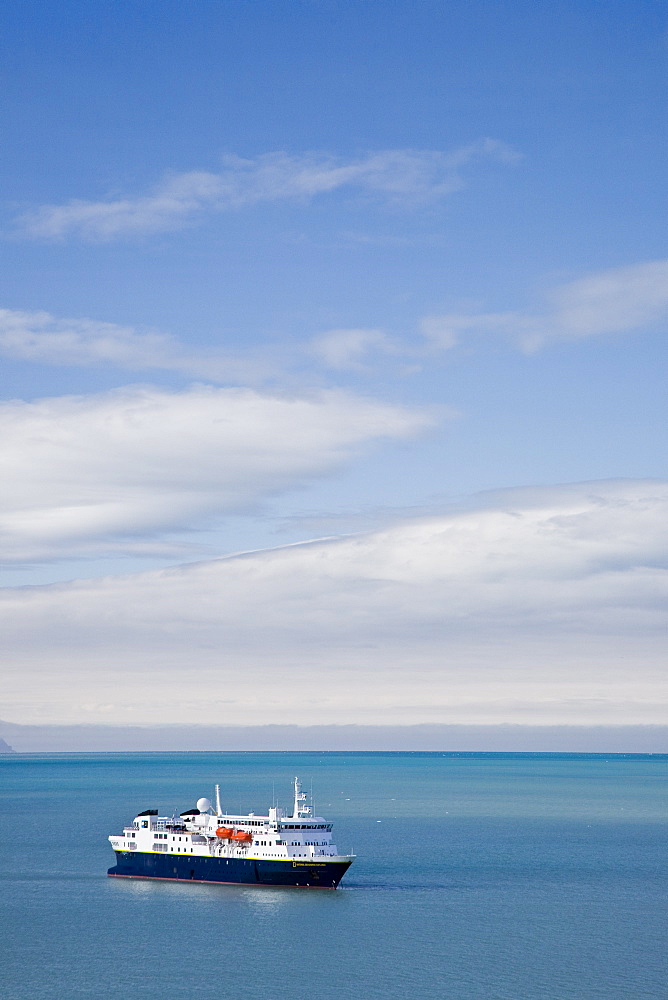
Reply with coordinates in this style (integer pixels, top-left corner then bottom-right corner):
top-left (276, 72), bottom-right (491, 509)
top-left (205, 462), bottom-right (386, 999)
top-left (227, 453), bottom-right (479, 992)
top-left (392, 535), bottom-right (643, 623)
top-left (1, 1), bottom-right (667, 737)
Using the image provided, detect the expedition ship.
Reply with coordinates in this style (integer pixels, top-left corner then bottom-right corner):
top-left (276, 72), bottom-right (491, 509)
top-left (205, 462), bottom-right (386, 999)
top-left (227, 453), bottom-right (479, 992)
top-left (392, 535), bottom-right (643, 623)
top-left (107, 777), bottom-right (354, 889)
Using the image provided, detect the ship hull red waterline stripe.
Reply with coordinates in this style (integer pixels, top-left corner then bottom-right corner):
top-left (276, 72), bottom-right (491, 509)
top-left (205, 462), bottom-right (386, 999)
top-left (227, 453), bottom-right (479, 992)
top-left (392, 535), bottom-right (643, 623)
top-left (108, 873), bottom-right (336, 889)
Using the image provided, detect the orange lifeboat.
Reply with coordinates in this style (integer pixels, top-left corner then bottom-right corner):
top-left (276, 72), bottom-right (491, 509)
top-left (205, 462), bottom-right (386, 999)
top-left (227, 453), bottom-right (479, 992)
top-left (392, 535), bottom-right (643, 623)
top-left (215, 827), bottom-right (234, 839)
top-left (231, 830), bottom-right (253, 843)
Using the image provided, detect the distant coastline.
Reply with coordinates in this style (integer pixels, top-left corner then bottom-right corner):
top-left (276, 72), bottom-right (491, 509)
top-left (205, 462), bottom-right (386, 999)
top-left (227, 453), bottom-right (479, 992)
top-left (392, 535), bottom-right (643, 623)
top-left (1, 721), bottom-right (666, 754)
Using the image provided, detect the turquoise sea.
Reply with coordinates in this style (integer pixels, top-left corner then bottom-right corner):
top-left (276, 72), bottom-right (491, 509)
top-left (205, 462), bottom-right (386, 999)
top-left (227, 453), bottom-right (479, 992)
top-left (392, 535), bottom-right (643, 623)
top-left (1, 752), bottom-right (667, 1000)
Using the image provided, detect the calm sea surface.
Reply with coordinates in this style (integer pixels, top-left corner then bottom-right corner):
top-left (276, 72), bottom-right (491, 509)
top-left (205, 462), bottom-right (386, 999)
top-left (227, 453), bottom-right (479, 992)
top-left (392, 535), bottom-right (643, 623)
top-left (1, 752), bottom-right (667, 1000)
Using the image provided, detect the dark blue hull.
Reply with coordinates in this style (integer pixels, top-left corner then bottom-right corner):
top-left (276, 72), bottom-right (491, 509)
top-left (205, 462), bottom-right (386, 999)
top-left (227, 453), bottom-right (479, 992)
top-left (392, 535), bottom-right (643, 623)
top-left (108, 851), bottom-right (352, 888)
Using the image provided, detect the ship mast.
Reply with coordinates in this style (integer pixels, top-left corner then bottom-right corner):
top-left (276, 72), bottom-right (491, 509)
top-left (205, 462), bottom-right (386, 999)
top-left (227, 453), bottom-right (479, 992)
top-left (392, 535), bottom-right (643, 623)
top-left (292, 776), bottom-right (310, 819)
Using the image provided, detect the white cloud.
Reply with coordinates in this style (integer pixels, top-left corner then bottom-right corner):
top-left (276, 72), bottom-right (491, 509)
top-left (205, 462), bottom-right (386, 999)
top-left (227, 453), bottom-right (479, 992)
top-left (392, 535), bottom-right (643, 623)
top-left (422, 258), bottom-right (668, 352)
top-left (309, 328), bottom-right (398, 370)
top-left (0, 307), bottom-right (178, 369)
top-left (0, 306), bottom-right (292, 383)
top-left (420, 314), bottom-right (464, 351)
top-left (4, 255), bottom-right (664, 391)
top-left (16, 142), bottom-right (519, 240)
top-left (0, 384), bottom-right (432, 563)
top-left (1, 480), bottom-right (666, 727)
top-left (0, 305), bottom-right (419, 383)
top-left (542, 258), bottom-right (668, 344)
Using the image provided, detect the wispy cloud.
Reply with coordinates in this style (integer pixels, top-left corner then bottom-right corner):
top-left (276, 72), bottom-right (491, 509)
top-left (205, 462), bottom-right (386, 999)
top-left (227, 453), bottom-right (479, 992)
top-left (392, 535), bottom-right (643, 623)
top-left (422, 258), bottom-right (668, 352)
top-left (2, 480), bottom-right (666, 727)
top-left (5, 256), bottom-right (664, 387)
top-left (0, 384), bottom-right (433, 563)
top-left (309, 257), bottom-right (668, 375)
top-left (0, 306), bottom-right (286, 383)
top-left (0, 307), bottom-right (179, 368)
top-left (15, 141), bottom-right (519, 241)
top-left (0, 305), bottom-right (415, 384)
top-left (309, 328), bottom-right (401, 370)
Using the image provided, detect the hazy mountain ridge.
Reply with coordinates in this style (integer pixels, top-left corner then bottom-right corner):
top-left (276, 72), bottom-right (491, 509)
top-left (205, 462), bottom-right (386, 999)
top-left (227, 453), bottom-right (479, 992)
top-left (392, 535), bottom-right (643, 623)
top-left (1, 721), bottom-right (666, 754)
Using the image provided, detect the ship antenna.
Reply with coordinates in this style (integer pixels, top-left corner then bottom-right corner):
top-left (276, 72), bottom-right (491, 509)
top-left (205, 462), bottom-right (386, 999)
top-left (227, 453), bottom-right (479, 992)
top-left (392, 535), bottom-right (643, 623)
top-left (215, 784), bottom-right (222, 816)
top-left (293, 775), bottom-right (309, 818)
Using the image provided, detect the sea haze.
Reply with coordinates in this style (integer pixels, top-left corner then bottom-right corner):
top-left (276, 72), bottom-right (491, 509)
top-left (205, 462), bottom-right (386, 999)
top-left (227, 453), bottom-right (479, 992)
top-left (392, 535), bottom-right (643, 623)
top-left (1, 751), bottom-right (666, 1000)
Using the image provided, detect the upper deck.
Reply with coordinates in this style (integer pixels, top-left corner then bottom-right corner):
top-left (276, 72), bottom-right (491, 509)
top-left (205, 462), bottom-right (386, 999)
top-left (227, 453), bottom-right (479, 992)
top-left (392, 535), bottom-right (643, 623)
top-left (109, 777), bottom-right (353, 865)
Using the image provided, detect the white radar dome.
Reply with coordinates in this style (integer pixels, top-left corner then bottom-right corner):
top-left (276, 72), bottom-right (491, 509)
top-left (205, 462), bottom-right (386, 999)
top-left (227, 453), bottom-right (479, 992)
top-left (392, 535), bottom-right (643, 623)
top-left (197, 797), bottom-right (212, 813)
